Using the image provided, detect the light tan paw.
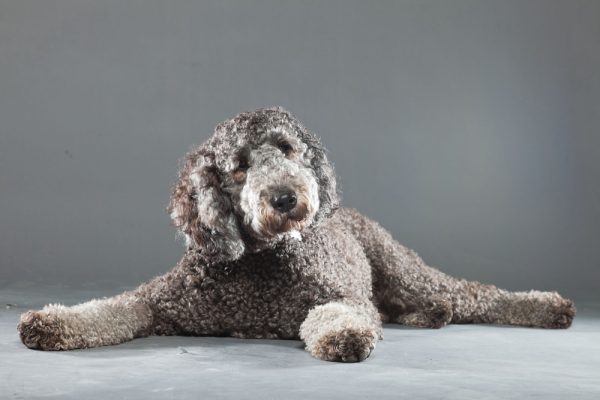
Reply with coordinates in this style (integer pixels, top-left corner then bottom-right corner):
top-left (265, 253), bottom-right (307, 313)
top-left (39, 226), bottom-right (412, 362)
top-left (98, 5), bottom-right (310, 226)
top-left (543, 296), bottom-right (576, 329)
top-left (311, 328), bottom-right (377, 362)
top-left (17, 310), bottom-right (70, 350)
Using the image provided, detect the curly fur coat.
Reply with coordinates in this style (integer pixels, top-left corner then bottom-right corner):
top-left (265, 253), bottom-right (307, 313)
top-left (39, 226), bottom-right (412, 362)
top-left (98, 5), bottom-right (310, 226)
top-left (18, 107), bottom-right (575, 362)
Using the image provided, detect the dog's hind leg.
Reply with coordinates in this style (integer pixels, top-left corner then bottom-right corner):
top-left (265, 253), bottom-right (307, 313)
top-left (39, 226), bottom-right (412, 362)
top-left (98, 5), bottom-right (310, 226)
top-left (343, 208), bottom-right (575, 329)
top-left (17, 292), bottom-right (153, 350)
top-left (448, 283), bottom-right (576, 328)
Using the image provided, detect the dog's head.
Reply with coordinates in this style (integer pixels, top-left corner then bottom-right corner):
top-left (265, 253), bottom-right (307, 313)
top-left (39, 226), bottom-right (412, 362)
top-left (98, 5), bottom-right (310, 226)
top-left (168, 107), bottom-right (339, 263)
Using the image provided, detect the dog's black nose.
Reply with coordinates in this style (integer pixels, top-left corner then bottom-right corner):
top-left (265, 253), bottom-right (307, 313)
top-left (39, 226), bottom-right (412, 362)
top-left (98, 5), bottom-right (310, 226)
top-left (270, 190), bottom-right (297, 213)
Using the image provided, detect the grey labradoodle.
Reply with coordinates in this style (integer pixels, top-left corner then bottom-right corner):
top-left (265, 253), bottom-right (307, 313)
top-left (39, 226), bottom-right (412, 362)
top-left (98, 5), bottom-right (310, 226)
top-left (18, 107), bottom-right (575, 362)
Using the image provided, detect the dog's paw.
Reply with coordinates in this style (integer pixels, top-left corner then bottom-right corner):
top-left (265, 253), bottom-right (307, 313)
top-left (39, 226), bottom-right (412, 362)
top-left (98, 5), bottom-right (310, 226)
top-left (17, 310), bottom-right (68, 350)
top-left (311, 328), bottom-right (377, 362)
top-left (542, 296), bottom-right (576, 329)
top-left (396, 298), bottom-right (453, 329)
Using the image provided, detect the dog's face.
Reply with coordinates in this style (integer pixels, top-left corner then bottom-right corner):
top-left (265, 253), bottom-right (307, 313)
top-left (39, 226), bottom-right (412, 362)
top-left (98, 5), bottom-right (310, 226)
top-left (168, 107), bottom-right (339, 263)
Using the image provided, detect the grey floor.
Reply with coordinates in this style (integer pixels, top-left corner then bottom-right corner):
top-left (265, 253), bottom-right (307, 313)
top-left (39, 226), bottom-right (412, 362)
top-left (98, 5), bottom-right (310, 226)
top-left (1, 287), bottom-right (599, 400)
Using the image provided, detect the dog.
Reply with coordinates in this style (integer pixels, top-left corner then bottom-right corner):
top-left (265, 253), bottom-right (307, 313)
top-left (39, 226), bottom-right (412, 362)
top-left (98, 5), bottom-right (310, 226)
top-left (18, 107), bottom-right (575, 362)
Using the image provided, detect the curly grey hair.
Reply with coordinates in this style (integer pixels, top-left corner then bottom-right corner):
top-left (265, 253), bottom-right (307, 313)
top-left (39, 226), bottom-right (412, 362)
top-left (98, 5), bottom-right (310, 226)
top-left (18, 107), bottom-right (575, 362)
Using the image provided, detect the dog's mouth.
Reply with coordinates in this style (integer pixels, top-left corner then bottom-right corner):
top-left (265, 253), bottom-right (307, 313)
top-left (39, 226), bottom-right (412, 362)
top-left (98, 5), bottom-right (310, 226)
top-left (267, 203), bottom-right (310, 235)
top-left (252, 200), bottom-right (313, 239)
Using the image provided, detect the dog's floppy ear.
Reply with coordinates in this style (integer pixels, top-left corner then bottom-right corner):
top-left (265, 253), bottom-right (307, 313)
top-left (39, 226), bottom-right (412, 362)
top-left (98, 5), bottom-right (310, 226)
top-left (168, 147), bottom-right (245, 264)
top-left (306, 135), bottom-right (340, 223)
top-left (290, 119), bottom-right (339, 223)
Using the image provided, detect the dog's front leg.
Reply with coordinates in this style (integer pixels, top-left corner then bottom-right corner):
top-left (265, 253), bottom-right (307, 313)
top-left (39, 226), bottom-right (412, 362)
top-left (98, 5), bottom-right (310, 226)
top-left (300, 301), bottom-right (382, 362)
top-left (17, 292), bottom-right (153, 350)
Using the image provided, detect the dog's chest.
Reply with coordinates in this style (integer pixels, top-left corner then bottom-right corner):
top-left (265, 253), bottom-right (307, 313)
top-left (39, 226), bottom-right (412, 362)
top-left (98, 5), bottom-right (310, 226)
top-left (185, 251), bottom-right (338, 338)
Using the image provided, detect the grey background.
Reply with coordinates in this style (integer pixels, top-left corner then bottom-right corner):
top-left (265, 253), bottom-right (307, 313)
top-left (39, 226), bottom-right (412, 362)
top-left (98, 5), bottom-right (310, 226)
top-left (1, 0), bottom-right (598, 299)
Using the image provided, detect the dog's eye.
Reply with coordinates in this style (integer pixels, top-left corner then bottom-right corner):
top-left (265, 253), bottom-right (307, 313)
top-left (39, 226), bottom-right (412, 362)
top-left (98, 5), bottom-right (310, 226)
top-left (236, 158), bottom-right (249, 171)
top-left (278, 142), bottom-right (293, 155)
top-left (233, 158), bottom-right (249, 182)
